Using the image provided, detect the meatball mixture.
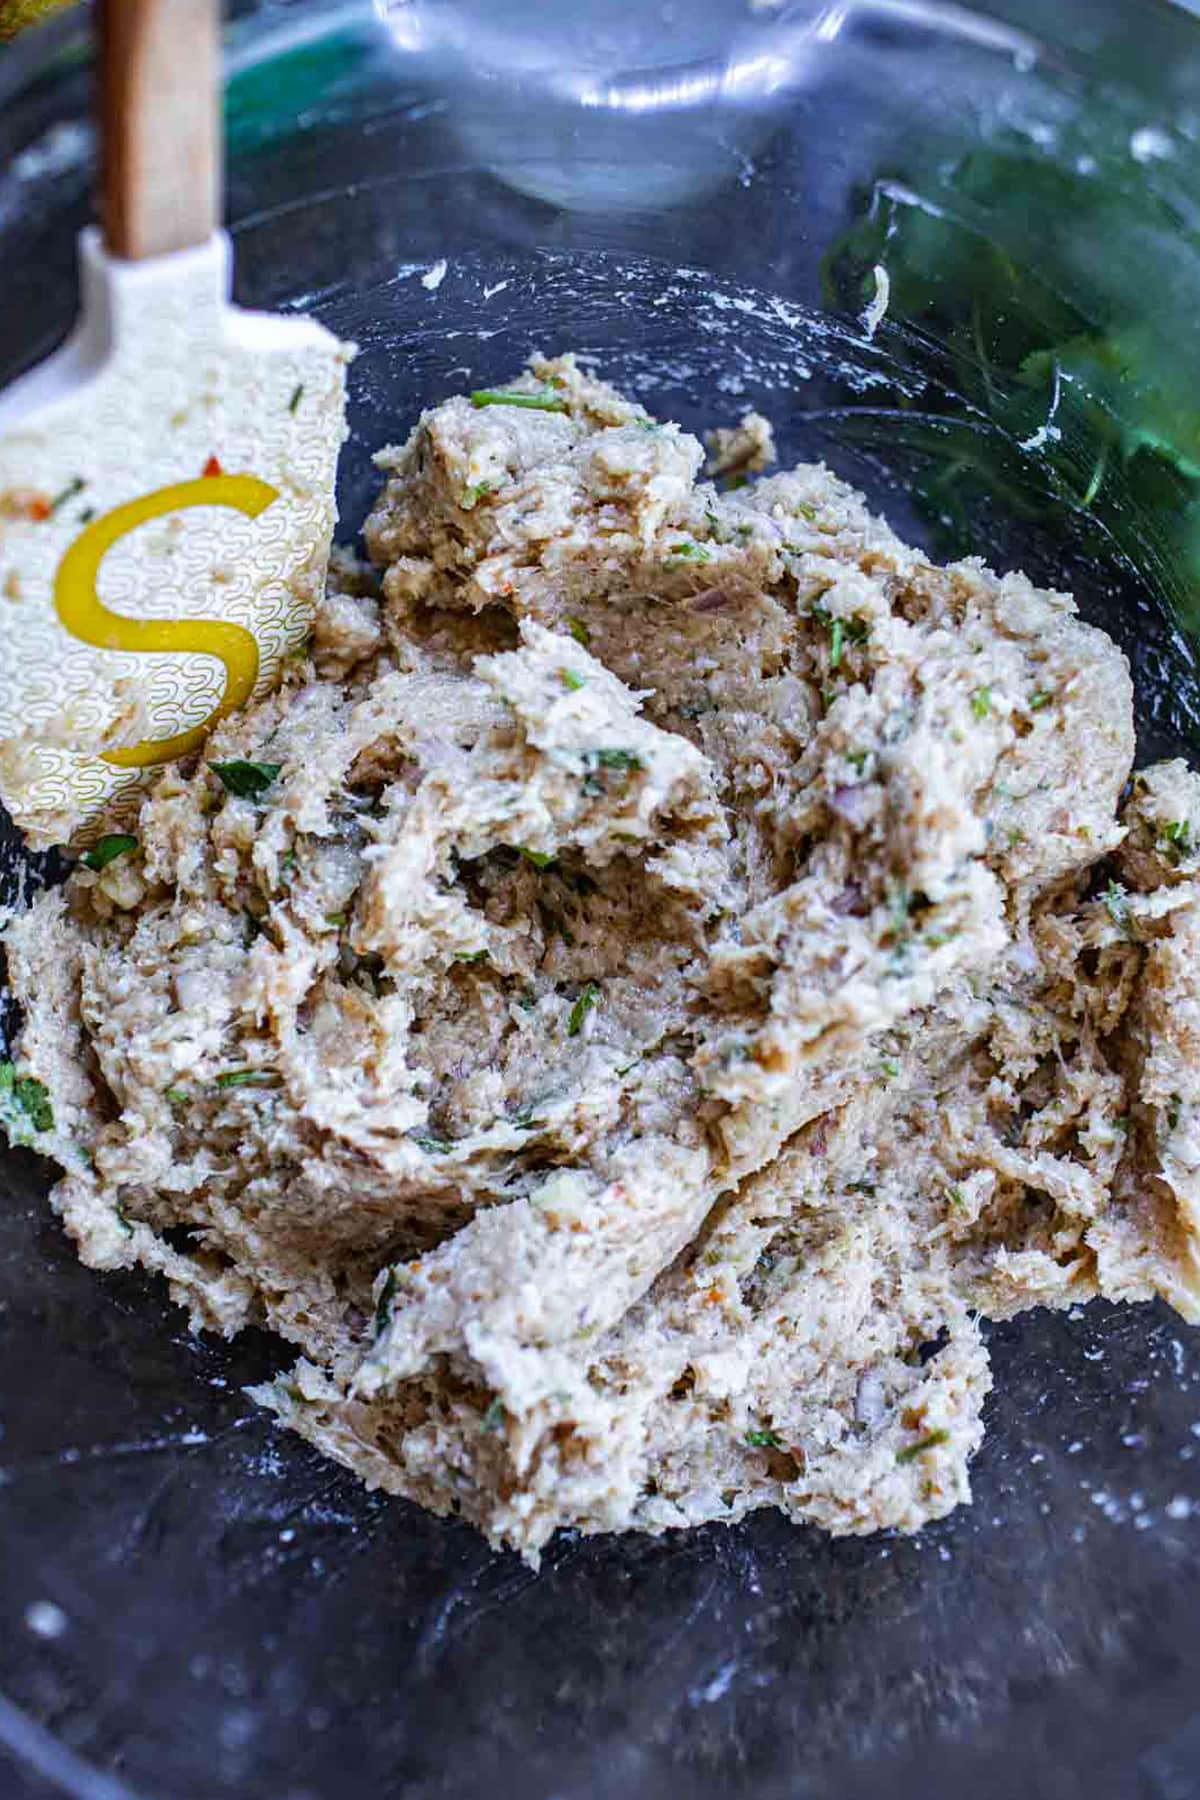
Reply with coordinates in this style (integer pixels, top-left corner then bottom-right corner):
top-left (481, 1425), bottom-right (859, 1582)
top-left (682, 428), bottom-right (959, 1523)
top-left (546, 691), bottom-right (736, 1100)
top-left (5, 357), bottom-right (1198, 1561)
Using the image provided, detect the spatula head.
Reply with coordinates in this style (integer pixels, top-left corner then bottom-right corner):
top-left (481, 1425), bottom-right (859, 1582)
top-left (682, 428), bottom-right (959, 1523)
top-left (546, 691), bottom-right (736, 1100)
top-left (0, 229), bottom-right (350, 847)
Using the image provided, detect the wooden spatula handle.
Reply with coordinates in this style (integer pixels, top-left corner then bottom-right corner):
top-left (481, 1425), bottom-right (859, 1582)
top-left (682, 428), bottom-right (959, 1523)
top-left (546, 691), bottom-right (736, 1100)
top-left (100, 0), bottom-right (222, 260)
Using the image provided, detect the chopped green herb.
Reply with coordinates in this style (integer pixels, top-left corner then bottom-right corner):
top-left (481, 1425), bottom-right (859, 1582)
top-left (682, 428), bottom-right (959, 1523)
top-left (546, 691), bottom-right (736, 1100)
top-left (215, 1068), bottom-right (281, 1090)
top-left (567, 982), bottom-right (601, 1037)
top-left (1168, 1094), bottom-right (1183, 1131)
top-left (846, 1179), bottom-right (877, 1196)
top-left (481, 1397), bottom-right (507, 1433)
top-left (324, 912), bottom-right (348, 928)
top-left (163, 1086), bottom-right (189, 1106)
top-left (596, 747), bottom-right (641, 771)
top-left (11, 1074), bottom-right (52, 1131)
top-left (565, 615), bottom-right (591, 647)
top-left (794, 500), bottom-right (818, 522)
top-left (633, 414), bottom-right (661, 433)
top-left (210, 760), bottom-right (282, 801)
top-left (78, 506), bottom-right (96, 524)
top-left (1103, 879), bottom-right (1132, 935)
top-left (1029, 689), bottom-right (1053, 711)
top-left (1158, 818), bottom-right (1193, 865)
top-left (878, 1056), bottom-right (900, 1081)
top-left (373, 1268), bottom-right (397, 1338)
top-left (288, 382), bottom-right (304, 414)
top-left (409, 1130), bottom-right (452, 1154)
top-left (48, 476), bottom-right (85, 515)
top-left (746, 1427), bottom-right (783, 1450)
top-left (81, 833), bottom-right (138, 872)
top-left (519, 847), bottom-right (557, 870)
top-left (829, 617), bottom-right (845, 669)
top-left (471, 387), bottom-right (568, 413)
top-left (581, 747), bottom-right (643, 795)
top-left (1114, 1114), bottom-right (1131, 1132)
top-left (923, 928), bottom-right (959, 948)
top-left (461, 479), bottom-right (495, 509)
top-left (971, 686), bottom-right (993, 720)
top-left (664, 540), bottom-right (712, 568)
top-left (454, 950), bottom-right (488, 964)
top-left (510, 1100), bottom-right (541, 1130)
top-left (948, 1185), bottom-right (967, 1209)
top-left (560, 668), bottom-right (586, 692)
top-left (0, 1063), bottom-right (54, 1138)
top-left (846, 616), bottom-right (871, 645)
top-left (896, 1428), bottom-right (950, 1464)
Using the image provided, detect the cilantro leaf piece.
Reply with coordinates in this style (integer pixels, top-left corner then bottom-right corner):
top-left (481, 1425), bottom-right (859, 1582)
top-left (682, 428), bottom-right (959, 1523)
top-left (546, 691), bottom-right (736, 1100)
top-left (373, 1268), bottom-right (397, 1338)
top-left (210, 760), bottom-right (282, 801)
top-left (81, 834), bottom-right (138, 872)
top-left (567, 982), bottom-right (600, 1037)
top-left (664, 540), bottom-right (712, 568)
top-left (746, 1427), bottom-right (783, 1450)
top-left (581, 748), bottom-right (643, 795)
top-left (0, 1063), bottom-right (54, 1139)
top-left (409, 1129), bottom-right (452, 1154)
top-left (1158, 819), bottom-right (1193, 865)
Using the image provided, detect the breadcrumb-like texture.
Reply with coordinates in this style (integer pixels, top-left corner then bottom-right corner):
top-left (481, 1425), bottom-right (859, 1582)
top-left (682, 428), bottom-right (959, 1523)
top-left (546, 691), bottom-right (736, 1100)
top-left (5, 355), bottom-right (1197, 1563)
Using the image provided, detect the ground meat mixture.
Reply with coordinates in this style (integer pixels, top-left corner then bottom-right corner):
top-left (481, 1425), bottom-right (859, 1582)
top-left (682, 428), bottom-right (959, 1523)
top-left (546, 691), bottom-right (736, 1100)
top-left (5, 355), bottom-right (1199, 1562)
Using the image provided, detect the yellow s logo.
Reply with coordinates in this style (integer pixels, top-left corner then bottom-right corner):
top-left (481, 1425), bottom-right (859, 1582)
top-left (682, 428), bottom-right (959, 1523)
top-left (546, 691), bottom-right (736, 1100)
top-left (54, 473), bottom-right (279, 768)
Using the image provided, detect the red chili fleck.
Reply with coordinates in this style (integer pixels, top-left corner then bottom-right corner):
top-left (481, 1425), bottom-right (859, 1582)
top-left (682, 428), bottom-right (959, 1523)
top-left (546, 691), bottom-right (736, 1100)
top-left (202, 455), bottom-right (223, 478)
top-left (26, 495), bottom-right (52, 521)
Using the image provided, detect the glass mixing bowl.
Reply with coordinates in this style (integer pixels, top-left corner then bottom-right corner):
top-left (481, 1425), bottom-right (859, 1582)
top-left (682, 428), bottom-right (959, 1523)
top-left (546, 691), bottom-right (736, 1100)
top-left (2, 4), bottom-right (1200, 1797)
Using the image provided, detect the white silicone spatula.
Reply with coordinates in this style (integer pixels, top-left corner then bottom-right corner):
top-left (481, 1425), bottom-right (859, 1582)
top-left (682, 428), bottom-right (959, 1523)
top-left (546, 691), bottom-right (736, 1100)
top-left (0, 0), bottom-right (350, 848)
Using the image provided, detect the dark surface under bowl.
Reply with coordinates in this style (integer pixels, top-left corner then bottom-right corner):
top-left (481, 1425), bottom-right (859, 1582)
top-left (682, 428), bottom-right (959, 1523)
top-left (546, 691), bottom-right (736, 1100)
top-left (2, 5), bottom-right (1200, 1797)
